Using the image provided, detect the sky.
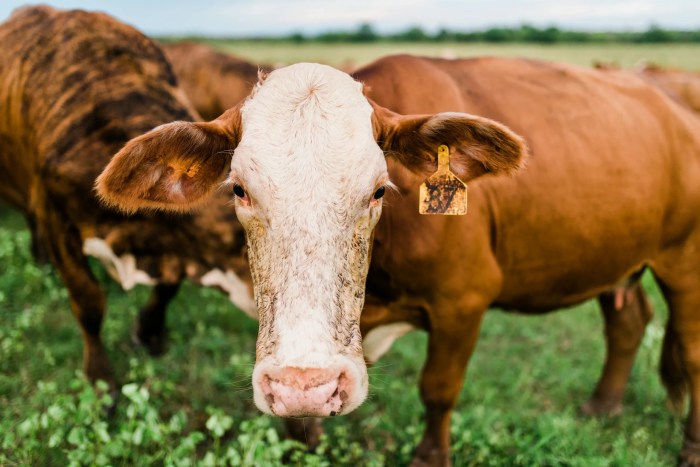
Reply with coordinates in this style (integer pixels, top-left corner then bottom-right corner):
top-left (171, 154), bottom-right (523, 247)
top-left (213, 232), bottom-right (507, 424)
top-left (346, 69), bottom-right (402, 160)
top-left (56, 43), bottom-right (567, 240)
top-left (1, 0), bottom-right (698, 36)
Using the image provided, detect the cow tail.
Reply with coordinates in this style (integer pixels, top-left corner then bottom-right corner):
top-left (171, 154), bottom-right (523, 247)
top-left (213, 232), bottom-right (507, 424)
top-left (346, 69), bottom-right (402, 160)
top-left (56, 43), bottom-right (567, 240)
top-left (660, 319), bottom-right (688, 415)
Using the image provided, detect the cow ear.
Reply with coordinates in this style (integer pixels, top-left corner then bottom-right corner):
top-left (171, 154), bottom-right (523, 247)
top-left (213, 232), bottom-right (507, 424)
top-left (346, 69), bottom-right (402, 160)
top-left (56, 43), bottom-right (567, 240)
top-left (371, 101), bottom-right (527, 181)
top-left (96, 106), bottom-right (241, 213)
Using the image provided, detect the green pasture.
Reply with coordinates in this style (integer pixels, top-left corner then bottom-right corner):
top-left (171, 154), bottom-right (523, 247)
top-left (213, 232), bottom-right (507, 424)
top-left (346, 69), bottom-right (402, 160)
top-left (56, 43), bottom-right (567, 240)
top-left (206, 40), bottom-right (700, 69)
top-left (1, 41), bottom-right (695, 465)
top-left (0, 211), bottom-right (682, 466)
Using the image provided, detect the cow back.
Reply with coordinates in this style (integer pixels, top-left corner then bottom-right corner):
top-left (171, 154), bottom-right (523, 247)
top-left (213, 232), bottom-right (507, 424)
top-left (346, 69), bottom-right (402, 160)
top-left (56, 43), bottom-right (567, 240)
top-left (357, 55), bottom-right (700, 310)
top-left (0, 5), bottom-right (193, 211)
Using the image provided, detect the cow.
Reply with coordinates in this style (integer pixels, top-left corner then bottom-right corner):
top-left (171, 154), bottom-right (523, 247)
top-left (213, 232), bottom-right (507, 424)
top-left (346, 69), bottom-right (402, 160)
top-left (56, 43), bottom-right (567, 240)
top-left (97, 53), bottom-right (700, 466)
top-left (595, 61), bottom-right (700, 115)
top-left (637, 64), bottom-right (700, 113)
top-left (162, 41), bottom-right (269, 121)
top-left (0, 6), bottom-right (257, 400)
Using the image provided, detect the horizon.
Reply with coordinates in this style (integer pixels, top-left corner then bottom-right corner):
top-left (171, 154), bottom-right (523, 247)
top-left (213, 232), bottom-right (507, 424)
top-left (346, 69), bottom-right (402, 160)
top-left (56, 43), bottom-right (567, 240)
top-left (1, 1), bottom-right (699, 37)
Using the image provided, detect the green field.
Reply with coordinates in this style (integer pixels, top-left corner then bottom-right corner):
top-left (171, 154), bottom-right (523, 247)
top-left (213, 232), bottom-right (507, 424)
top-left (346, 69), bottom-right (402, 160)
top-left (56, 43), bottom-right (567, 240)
top-left (0, 206), bottom-right (680, 466)
top-left (1, 42), bottom-right (694, 466)
top-left (206, 40), bottom-right (700, 69)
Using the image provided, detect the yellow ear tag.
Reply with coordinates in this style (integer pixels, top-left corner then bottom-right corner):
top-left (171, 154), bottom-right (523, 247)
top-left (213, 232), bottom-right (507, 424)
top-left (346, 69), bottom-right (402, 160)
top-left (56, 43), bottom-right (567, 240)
top-left (418, 145), bottom-right (468, 215)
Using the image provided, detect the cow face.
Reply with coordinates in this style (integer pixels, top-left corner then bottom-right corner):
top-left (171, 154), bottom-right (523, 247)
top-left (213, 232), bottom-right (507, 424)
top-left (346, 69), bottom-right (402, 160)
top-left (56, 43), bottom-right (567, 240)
top-left (231, 65), bottom-right (386, 416)
top-left (96, 62), bottom-right (526, 418)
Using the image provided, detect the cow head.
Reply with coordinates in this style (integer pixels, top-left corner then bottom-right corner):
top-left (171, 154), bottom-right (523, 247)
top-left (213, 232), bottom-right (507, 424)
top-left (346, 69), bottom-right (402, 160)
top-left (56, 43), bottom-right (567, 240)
top-left (97, 63), bottom-right (526, 417)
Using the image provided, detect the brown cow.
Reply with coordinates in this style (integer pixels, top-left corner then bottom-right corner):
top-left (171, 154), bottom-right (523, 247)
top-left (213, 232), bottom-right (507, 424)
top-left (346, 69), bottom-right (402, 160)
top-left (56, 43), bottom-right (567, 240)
top-left (634, 64), bottom-right (700, 115)
top-left (0, 6), bottom-right (255, 398)
top-left (162, 41), bottom-right (269, 121)
top-left (98, 53), bottom-right (700, 466)
top-left (595, 61), bottom-right (700, 114)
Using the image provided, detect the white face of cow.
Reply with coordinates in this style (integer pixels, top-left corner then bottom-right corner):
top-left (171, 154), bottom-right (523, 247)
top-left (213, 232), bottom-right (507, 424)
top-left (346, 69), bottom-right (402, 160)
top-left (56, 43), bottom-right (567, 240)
top-left (232, 64), bottom-right (387, 416)
top-left (97, 60), bottom-right (527, 419)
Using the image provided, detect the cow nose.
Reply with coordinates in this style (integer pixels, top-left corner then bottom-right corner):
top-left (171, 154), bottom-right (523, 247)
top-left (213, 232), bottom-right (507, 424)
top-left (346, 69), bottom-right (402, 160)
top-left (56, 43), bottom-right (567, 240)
top-left (256, 366), bottom-right (352, 417)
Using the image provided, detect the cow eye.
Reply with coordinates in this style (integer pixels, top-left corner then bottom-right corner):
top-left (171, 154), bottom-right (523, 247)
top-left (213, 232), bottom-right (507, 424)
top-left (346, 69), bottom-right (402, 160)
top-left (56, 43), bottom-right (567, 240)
top-left (373, 186), bottom-right (385, 200)
top-left (233, 184), bottom-right (246, 198)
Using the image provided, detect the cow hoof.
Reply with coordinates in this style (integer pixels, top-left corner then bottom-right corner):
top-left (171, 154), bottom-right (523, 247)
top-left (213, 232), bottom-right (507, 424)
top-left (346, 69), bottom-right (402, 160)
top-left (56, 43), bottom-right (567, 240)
top-left (88, 377), bottom-right (119, 416)
top-left (410, 447), bottom-right (451, 467)
top-left (104, 386), bottom-right (120, 417)
top-left (409, 456), bottom-right (451, 467)
top-left (679, 438), bottom-right (700, 466)
top-left (131, 327), bottom-right (168, 356)
top-left (580, 399), bottom-right (623, 417)
top-left (679, 455), bottom-right (700, 466)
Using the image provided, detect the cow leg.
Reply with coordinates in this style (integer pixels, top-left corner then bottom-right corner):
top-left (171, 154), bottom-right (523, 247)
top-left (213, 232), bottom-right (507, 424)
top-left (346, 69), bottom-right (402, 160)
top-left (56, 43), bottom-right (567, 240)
top-left (45, 221), bottom-right (117, 400)
top-left (581, 283), bottom-right (653, 416)
top-left (132, 282), bottom-right (181, 356)
top-left (650, 234), bottom-right (700, 466)
top-left (412, 308), bottom-right (486, 467)
top-left (361, 298), bottom-right (426, 364)
top-left (26, 213), bottom-right (50, 264)
top-left (654, 283), bottom-right (700, 467)
top-left (284, 417), bottom-right (323, 449)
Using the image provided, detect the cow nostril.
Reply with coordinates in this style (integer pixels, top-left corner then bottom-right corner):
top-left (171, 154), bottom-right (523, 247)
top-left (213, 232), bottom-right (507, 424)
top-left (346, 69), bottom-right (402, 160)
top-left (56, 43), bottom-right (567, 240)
top-left (257, 366), bottom-right (357, 417)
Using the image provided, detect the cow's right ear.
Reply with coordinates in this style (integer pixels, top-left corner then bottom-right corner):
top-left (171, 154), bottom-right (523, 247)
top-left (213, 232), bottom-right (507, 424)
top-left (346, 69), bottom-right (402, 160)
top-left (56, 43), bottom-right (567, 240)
top-left (96, 106), bottom-right (241, 213)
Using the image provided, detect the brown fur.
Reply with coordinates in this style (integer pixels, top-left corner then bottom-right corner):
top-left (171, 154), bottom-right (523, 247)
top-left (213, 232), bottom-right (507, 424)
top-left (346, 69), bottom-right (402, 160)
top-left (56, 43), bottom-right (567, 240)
top-left (661, 319), bottom-right (689, 414)
top-left (0, 6), bottom-right (249, 395)
top-left (595, 61), bottom-right (700, 114)
top-left (96, 106), bottom-right (242, 213)
top-left (162, 42), bottom-right (269, 120)
top-left (637, 64), bottom-right (700, 114)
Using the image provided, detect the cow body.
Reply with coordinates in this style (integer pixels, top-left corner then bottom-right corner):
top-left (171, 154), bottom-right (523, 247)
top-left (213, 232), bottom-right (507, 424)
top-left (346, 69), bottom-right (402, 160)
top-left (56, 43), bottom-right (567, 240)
top-left (0, 6), bottom-right (254, 393)
top-left (595, 61), bottom-right (700, 115)
top-left (359, 56), bottom-right (680, 310)
top-left (162, 42), bottom-right (267, 121)
top-left (636, 64), bottom-right (700, 114)
top-left (358, 55), bottom-right (700, 464)
top-left (98, 54), bottom-right (700, 465)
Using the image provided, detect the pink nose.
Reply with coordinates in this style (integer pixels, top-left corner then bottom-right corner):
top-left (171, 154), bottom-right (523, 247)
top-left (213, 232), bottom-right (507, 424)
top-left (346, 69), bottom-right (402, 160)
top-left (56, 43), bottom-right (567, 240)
top-left (257, 366), bottom-right (352, 417)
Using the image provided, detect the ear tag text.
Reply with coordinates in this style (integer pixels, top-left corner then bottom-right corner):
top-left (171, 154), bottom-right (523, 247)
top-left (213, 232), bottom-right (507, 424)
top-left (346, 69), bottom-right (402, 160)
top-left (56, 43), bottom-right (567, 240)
top-left (418, 145), bottom-right (468, 215)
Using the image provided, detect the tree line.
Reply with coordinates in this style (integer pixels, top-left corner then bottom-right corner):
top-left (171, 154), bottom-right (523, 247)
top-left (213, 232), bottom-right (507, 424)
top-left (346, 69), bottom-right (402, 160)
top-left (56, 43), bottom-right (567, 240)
top-left (258, 23), bottom-right (700, 44)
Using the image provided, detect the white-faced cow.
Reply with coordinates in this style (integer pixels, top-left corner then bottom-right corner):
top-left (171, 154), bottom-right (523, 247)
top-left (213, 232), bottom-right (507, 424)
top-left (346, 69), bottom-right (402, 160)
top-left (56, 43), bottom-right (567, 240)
top-left (98, 54), bottom-right (700, 466)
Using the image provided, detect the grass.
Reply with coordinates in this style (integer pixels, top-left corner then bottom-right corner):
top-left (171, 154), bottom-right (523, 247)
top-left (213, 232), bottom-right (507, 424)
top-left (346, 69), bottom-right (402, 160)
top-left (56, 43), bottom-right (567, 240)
top-left (204, 40), bottom-right (700, 69)
top-left (0, 201), bottom-right (684, 465)
top-left (0, 41), bottom-right (693, 465)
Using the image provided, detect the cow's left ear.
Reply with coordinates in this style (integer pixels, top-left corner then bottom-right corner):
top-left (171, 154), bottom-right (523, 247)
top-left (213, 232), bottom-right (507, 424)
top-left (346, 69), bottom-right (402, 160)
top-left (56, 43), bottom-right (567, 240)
top-left (371, 101), bottom-right (528, 181)
top-left (96, 105), bottom-right (242, 213)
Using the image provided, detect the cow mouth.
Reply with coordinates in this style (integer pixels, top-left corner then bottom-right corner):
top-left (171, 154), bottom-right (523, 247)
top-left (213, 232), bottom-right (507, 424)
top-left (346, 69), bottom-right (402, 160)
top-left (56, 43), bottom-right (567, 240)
top-left (260, 371), bottom-right (349, 417)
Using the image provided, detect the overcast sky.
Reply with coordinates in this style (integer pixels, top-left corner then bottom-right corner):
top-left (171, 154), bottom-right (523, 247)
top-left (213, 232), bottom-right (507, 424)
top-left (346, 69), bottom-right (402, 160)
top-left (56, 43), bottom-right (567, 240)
top-left (1, 1), bottom-right (698, 36)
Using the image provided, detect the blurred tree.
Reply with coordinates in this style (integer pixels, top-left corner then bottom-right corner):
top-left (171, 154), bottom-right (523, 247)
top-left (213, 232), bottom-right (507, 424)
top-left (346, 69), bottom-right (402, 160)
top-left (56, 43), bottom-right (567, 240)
top-left (637, 25), bottom-right (674, 43)
top-left (289, 32), bottom-right (306, 44)
top-left (353, 23), bottom-right (378, 42)
top-left (435, 27), bottom-right (452, 41)
top-left (483, 27), bottom-right (514, 42)
top-left (394, 26), bottom-right (429, 42)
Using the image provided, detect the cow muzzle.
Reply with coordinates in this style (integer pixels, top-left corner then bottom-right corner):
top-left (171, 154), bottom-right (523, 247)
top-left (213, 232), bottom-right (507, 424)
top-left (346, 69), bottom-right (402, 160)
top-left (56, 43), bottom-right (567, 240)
top-left (252, 359), bottom-right (366, 417)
